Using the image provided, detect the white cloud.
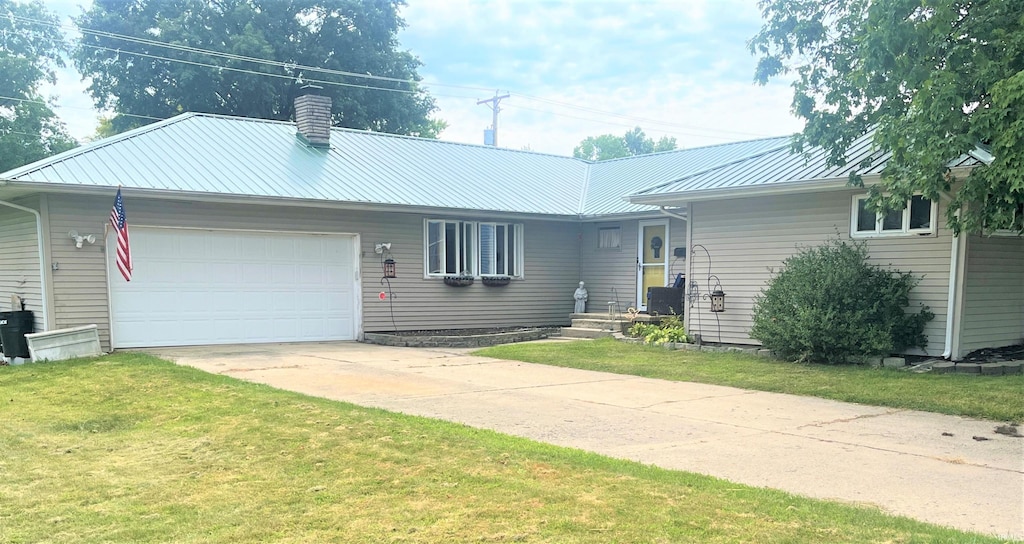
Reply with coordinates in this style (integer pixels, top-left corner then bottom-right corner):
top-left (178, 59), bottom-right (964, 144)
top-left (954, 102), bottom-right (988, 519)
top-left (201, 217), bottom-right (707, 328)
top-left (40, 0), bottom-right (803, 154)
top-left (402, 0), bottom-right (802, 154)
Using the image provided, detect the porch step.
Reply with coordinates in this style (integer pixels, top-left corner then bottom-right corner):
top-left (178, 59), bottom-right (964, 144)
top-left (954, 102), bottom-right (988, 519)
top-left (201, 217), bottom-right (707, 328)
top-left (571, 312), bottom-right (625, 319)
top-left (560, 327), bottom-right (614, 339)
top-left (571, 318), bottom-right (628, 331)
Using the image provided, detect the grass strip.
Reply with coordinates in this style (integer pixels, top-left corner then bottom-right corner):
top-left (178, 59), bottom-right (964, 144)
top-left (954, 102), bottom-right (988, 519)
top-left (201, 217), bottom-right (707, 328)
top-left (476, 339), bottom-right (1024, 422)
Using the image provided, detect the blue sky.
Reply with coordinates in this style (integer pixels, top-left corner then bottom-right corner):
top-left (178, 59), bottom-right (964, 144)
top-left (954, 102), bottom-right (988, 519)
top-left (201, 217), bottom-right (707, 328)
top-left (44, 0), bottom-right (803, 156)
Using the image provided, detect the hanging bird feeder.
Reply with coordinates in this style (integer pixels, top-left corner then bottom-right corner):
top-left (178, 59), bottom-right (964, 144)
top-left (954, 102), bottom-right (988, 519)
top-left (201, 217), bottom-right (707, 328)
top-left (710, 288), bottom-right (726, 313)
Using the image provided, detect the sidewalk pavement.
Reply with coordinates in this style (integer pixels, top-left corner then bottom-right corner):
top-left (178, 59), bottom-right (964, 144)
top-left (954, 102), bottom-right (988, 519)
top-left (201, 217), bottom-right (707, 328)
top-left (146, 341), bottom-right (1024, 540)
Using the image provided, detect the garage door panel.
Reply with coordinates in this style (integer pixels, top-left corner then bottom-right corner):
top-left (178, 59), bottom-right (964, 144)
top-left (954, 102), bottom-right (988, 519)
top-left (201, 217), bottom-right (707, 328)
top-left (110, 228), bottom-right (358, 348)
top-left (209, 236), bottom-right (238, 257)
top-left (271, 264), bottom-right (296, 283)
top-left (209, 262), bottom-right (242, 279)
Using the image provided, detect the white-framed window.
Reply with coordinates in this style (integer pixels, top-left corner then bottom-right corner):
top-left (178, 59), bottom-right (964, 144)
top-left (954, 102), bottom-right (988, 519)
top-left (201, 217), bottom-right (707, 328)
top-left (598, 226), bottom-right (621, 249)
top-left (478, 222), bottom-right (524, 277)
top-left (424, 219), bottom-right (524, 277)
top-left (851, 194), bottom-right (937, 237)
top-left (425, 219), bottom-right (476, 276)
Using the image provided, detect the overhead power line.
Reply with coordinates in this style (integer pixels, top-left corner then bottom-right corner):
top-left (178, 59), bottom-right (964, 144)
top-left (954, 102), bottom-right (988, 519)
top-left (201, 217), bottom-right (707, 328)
top-left (9, 13), bottom-right (776, 142)
top-left (76, 42), bottom-right (427, 95)
top-left (0, 94), bottom-right (164, 121)
top-left (10, 14), bottom-right (495, 93)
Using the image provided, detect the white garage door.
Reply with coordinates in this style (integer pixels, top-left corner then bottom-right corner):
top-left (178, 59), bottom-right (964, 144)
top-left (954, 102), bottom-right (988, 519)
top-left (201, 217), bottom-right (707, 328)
top-left (109, 228), bottom-right (359, 348)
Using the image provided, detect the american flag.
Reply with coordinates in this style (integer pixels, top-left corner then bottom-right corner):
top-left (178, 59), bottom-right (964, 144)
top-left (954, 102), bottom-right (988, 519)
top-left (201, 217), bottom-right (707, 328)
top-left (110, 188), bottom-right (132, 281)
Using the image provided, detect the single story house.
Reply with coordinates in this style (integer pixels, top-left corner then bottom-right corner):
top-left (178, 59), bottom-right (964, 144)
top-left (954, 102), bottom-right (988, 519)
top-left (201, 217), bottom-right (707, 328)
top-left (1, 92), bottom-right (1020, 358)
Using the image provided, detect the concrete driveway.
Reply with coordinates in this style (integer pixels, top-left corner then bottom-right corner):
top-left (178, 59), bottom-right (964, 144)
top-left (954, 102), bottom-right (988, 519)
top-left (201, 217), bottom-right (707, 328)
top-left (146, 341), bottom-right (1024, 539)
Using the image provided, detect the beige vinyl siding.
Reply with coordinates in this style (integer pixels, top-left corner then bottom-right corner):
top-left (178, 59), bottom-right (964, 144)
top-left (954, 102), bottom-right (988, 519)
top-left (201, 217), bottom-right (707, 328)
top-left (0, 198), bottom-right (44, 332)
top-left (46, 195), bottom-right (113, 344)
top-left (580, 217), bottom-right (685, 313)
top-left (45, 195), bottom-right (580, 349)
top-left (959, 235), bottom-right (1024, 354)
top-left (687, 190), bottom-right (952, 356)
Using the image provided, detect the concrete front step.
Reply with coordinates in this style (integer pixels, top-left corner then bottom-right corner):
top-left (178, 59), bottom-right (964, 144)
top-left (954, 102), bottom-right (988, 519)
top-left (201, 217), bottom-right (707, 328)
top-left (570, 312), bottom-right (627, 319)
top-left (560, 327), bottom-right (614, 339)
top-left (570, 318), bottom-right (628, 331)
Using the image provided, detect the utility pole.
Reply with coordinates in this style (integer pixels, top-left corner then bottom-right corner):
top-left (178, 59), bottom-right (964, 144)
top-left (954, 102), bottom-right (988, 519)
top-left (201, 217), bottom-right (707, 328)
top-left (477, 90), bottom-right (510, 146)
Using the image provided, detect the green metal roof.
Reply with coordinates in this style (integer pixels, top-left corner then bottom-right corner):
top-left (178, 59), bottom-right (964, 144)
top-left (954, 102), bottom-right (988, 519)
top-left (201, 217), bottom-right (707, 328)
top-left (1, 112), bottom-right (792, 217)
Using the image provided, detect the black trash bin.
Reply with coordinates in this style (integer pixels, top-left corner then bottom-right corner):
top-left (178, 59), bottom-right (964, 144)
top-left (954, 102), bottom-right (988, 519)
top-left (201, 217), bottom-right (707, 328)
top-left (0, 310), bottom-right (34, 359)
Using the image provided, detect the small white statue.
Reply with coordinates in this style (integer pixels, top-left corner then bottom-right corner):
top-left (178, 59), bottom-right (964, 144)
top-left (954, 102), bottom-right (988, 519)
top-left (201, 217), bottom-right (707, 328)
top-left (573, 281), bottom-right (588, 314)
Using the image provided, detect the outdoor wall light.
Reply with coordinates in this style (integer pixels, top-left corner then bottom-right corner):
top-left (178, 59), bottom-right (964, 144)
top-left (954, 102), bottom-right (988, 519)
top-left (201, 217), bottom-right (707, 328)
top-left (68, 230), bottom-right (96, 249)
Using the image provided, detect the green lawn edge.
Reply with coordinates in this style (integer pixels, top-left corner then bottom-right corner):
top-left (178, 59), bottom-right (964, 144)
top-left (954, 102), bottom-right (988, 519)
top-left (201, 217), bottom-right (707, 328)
top-left (0, 353), bottom-right (1013, 543)
top-left (475, 338), bottom-right (1024, 422)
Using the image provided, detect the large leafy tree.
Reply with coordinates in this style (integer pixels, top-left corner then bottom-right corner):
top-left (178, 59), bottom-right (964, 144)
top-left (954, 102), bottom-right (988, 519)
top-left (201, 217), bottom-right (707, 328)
top-left (72, 0), bottom-right (441, 137)
top-left (751, 0), bottom-right (1024, 234)
top-left (573, 126), bottom-right (677, 161)
top-left (0, 0), bottom-right (77, 172)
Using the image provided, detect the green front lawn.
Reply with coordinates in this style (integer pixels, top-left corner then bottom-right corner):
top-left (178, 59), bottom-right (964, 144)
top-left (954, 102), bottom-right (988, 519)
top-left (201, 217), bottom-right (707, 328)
top-left (0, 354), bottom-right (1009, 543)
top-left (476, 339), bottom-right (1024, 422)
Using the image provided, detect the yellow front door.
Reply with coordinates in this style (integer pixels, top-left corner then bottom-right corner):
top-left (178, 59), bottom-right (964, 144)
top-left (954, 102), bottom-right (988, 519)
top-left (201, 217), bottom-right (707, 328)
top-left (637, 221), bottom-right (668, 309)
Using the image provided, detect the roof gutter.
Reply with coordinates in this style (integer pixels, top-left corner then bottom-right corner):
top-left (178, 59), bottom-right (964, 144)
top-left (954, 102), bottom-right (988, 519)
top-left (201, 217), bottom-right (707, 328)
top-left (0, 193), bottom-right (49, 332)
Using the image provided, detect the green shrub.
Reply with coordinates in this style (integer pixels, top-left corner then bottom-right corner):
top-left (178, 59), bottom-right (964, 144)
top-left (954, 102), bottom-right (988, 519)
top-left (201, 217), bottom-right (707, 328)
top-left (750, 238), bottom-right (934, 363)
top-left (628, 314), bottom-right (689, 345)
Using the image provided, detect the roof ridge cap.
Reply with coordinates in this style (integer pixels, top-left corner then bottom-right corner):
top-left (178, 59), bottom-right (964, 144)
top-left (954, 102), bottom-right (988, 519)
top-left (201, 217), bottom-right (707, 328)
top-left (330, 126), bottom-right (582, 160)
top-left (577, 162), bottom-right (593, 214)
top-left (192, 112), bottom-right (584, 161)
top-left (593, 134), bottom-right (793, 164)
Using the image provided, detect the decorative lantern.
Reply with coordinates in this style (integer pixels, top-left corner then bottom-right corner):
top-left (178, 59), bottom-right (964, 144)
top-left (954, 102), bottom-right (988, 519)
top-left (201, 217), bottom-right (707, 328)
top-left (383, 258), bottom-right (396, 279)
top-left (710, 289), bottom-right (726, 312)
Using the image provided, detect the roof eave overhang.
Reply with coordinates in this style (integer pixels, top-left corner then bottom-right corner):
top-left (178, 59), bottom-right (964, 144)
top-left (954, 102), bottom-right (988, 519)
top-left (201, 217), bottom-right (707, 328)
top-left (577, 209), bottom-right (683, 222)
top-left (0, 180), bottom-right (583, 222)
top-left (628, 163), bottom-right (981, 207)
top-left (627, 177), bottom-right (869, 206)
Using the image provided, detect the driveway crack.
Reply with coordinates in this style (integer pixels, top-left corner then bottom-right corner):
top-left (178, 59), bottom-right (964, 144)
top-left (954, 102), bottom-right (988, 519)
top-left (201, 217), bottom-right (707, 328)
top-left (796, 409), bottom-right (904, 429)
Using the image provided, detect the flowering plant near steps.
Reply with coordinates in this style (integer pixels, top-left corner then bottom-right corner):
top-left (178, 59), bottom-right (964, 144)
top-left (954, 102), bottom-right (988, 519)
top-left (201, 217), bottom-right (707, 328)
top-left (628, 314), bottom-right (688, 345)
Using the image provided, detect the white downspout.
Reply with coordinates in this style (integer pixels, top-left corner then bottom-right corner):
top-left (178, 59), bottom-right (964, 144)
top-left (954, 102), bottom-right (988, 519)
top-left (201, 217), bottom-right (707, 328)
top-left (0, 198), bottom-right (49, 331)
top-left (942, 234), bottom-right (959, 359)
top-left (941, 192), bottom-right (963, 359)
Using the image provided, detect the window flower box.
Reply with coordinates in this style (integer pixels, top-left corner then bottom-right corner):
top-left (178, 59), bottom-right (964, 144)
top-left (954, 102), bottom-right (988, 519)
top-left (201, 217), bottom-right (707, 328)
top-left (444, 275), bottom-right (474, 287)
top-left (481, 275), bottom-right (511, 287)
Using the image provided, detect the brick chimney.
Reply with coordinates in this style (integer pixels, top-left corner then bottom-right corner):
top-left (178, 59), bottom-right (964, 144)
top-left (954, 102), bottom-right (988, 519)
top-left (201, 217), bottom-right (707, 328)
top-left (294, 85), bottom-right (332, 148)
